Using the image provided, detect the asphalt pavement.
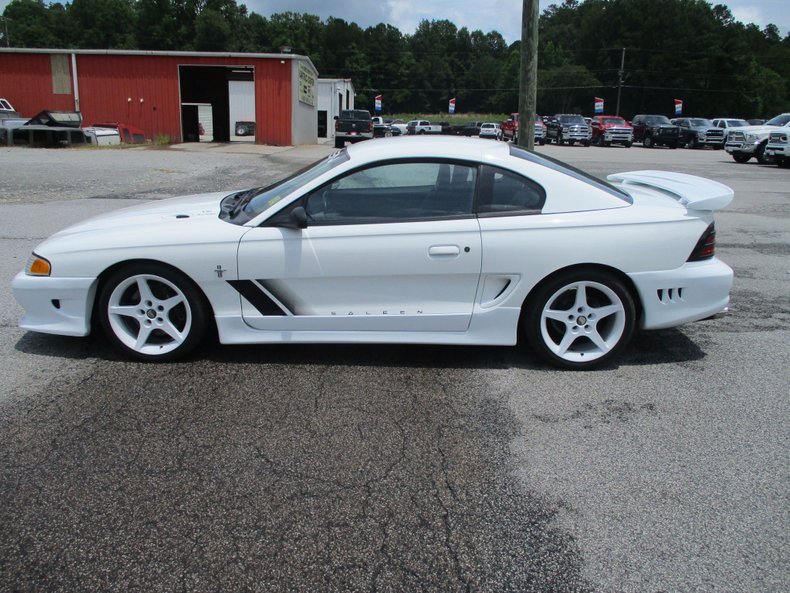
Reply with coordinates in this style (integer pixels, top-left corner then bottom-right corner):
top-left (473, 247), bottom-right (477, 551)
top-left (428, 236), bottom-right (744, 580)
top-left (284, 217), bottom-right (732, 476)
top-left (0, 140), bottom-right (787, 593)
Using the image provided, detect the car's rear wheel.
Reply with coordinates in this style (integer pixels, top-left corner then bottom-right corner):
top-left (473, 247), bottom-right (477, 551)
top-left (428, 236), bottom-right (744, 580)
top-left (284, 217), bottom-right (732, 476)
top-left (643, 135), bottom-right (653, 148)
top-left (732, 153), bottom-right (751, 163)
top-left (524, 269), bottom-right (635, 370)
top-left (99, 263), bottom-right (208, 361)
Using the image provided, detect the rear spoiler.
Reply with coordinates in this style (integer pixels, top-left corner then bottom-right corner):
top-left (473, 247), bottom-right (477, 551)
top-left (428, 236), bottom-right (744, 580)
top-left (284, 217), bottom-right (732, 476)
top-left (607, 170), bottom-right (733, 211)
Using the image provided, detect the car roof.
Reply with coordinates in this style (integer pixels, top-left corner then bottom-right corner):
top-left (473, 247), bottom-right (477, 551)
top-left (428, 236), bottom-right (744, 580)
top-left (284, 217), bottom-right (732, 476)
top-left (344, 135), bottom-right (509, 163)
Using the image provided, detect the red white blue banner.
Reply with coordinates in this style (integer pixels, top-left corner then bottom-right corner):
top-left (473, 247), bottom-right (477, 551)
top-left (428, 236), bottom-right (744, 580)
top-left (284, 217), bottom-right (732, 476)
top-left (449, 98), bottom-right (456, 114)
top-left (594, 97), bottom-right (604, 114)
top-left (374, 95), bottom-right (382, 112)
top-left (674, 99), bottom-right (683, 115)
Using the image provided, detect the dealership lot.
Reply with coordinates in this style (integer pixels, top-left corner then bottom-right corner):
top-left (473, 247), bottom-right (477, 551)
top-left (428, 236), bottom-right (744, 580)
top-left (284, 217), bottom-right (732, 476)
top-left (1, 142), bottom-right (787, 592)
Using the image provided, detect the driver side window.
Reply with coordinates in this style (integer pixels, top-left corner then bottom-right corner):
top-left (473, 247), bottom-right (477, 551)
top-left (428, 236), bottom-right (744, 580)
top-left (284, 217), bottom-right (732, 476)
top-left (304, 161), bottom-right (477, 224)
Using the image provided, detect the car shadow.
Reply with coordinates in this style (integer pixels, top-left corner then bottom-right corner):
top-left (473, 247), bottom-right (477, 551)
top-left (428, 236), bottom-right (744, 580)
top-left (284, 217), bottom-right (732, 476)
top-left (14, 327), bottom-right (706, 369)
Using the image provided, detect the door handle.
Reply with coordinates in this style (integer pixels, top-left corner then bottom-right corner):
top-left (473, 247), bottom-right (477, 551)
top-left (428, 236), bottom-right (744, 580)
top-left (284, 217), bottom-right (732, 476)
top-left (428, 245), bottom-right (461, 256)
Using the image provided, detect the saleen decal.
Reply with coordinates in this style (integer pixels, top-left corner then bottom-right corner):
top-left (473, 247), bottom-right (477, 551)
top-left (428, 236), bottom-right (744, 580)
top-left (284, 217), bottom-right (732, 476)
top-left (227, 280), bottom-right (289, 316)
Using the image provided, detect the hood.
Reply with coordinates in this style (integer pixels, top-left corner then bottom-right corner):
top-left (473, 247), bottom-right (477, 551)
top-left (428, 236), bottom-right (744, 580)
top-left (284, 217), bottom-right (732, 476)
top-left (49, 191), bottom-right (229, 238)
top-left (730, 122), bottom-right (790, 135)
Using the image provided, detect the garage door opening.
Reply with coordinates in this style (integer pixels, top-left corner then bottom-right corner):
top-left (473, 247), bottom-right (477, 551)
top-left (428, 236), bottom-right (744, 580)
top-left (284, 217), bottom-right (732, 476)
top-left (179, 65), bottom-right (255, 143)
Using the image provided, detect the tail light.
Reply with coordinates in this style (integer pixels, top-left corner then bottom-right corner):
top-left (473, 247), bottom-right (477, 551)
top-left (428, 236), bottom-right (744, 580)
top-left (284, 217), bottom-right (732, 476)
top-left (688, 223), bottom-right (716, 261)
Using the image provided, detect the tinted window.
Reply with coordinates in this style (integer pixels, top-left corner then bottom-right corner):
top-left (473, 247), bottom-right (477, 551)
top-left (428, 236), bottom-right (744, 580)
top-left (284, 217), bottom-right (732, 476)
top-left (509, 145), bottom-right (631, 204)
top-left (477, 166), bottom-right (545, 216)
top-left (303, 161), bottom-right (477, 224)
top-left (340, 110), bottom-right (371, 120)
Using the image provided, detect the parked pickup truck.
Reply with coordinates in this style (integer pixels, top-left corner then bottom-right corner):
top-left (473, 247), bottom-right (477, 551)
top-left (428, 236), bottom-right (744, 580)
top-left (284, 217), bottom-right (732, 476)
top-left (371, 116), bottom-right (402, 138)
top-left (406, 120), bottom-right (443, 135)
top-left (590, 115), bottom-right (633, 147)
top-left (631, 114), bottom-right (680, 149)
top-left (545, 114), bottom-right (592, 146)
top-left (725, 113), bottom-right (790, 164)
top-left (765, 128), bottom-right (790, 167)
top-left (500, 113), bottom-right (546, 144)
top-left (334, 109), bottom-right (373, 148)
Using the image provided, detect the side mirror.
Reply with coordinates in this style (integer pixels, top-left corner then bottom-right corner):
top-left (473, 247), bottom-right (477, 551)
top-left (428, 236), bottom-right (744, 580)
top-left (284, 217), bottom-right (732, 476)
top-left (275, 206), bottom-right (308, 229)
top-left (333, 116), bottom-right (338, 120)
top-left (290, 206), bottom-right (308, 229)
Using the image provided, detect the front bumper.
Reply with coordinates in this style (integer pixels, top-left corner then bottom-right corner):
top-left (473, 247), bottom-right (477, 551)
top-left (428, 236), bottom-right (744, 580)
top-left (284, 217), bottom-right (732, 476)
top-left (725, 140), bottom-right (759, 155)
top-left (629, 259), bottom-right (733, 330)
top-left (12, 271), bottom-right (97, 336)
top-left (765, 144), bottom-right (789, 158)
top-left (603, 129), bottom-right (633, 143)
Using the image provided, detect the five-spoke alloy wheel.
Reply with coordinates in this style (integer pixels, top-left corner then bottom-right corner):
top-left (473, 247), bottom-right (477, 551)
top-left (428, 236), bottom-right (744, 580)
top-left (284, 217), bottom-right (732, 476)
top-left (99, 264), bottom-right (208, 361)
top-left (525, 269), bottom-right (635, 369)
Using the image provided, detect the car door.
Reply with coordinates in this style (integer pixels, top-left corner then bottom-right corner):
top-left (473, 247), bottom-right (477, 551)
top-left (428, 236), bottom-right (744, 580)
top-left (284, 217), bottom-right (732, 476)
top-left (235, 160), bottom-right (482, 333)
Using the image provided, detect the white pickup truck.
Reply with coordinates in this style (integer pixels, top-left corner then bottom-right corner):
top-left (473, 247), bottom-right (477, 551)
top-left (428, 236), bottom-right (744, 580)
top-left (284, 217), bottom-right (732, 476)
top-left (406, 120), bottom-right (443, 135)
top-left (724, 113), bottom-right (790, 164)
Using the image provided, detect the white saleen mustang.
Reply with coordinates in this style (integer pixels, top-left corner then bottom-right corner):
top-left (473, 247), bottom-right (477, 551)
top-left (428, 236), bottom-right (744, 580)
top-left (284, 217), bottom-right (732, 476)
top-left (13, 137), bottom-right (733, 369)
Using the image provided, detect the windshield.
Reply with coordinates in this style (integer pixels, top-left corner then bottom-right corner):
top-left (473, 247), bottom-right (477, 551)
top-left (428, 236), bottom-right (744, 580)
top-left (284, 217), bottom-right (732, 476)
top-left (766, 114), bottom-right (790, 126)
top-left (644, 116), bottom-right (671, 125)
top-left (689, 118), bottom-right (712, 126)
top-left (236, 150), bottom-right (350, 222)
top-left (726, 120), bottom-right (747, 127)
top-left (602, 117), bottom-right (626, 125)
top-left (559, 115), bottom-right (585, 124)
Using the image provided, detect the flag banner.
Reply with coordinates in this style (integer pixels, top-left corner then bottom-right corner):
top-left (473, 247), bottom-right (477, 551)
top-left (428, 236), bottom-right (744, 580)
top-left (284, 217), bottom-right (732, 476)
top-left (449, 98), bottom-right (456, 114)
top-left (594, 97), bottom-right (604, 114)
top-left (375, 95), bottom-right (382, 112)
top-left (674, 99), bottom-right (683, 115)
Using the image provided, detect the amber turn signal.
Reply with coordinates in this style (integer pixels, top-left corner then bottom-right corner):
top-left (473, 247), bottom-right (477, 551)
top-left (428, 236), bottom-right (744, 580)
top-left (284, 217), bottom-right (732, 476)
top-left (27, 255), bottom-right (51, 276)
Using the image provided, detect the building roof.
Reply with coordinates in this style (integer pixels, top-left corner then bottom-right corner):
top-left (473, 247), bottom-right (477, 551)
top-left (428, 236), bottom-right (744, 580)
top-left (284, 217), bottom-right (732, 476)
top-left (0, 47), bottom-right (318, 75)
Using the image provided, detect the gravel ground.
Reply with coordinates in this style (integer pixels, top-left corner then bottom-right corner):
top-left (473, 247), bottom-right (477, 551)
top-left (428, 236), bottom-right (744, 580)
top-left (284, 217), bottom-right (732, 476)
top-left (0, 141), bottom-right (787, 592)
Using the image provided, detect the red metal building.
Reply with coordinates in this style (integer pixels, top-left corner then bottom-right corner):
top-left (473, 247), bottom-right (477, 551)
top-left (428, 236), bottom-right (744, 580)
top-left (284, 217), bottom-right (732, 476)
top-left (0, 48), bottom-right (318, 145)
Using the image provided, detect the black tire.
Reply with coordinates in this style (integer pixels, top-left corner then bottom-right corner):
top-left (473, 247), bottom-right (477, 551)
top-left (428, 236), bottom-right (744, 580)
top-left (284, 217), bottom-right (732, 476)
top-left (732, 153), bottom-right (751, 163)
top-left (643, 135), bottom-right (654, 148)
top-left (755, 142), bottom-right (771, 165)
top-left (687, 137), bottom-right (696, 149)
top-left (523, 269), bottom-right (636, 370)
top-left (98, 263), bottom-right (208, 361)
top-left (624, 141), bottom-right (632, 148)
top-left (334, 137), bottom-right (344, 148)
top-left (669, 142), bottom-right (678, 149)
top-left (557, 133), bottom-right (564, 145)
top-left (582, 140), bottom-right (590, 147)
top-left (778, 158), bottom-right (790, 168)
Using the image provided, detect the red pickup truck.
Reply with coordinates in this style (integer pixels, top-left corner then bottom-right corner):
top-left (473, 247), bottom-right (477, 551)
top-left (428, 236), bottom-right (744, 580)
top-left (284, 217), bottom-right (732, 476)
top-left (590, 115), bottom-right (633, 147)
top-left (501, 113), bottom-right (546, 144)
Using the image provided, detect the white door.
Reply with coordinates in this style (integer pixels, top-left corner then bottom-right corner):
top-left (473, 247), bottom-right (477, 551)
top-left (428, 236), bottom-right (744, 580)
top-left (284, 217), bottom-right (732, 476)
top-left (229, 80), bottom-right (255, 141)
top-left (235, 161), bottom-right (482, 332)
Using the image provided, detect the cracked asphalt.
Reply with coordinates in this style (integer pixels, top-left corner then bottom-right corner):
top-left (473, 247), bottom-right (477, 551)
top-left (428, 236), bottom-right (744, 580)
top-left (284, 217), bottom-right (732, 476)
top-left (1, 142), bottom-right (788, 592)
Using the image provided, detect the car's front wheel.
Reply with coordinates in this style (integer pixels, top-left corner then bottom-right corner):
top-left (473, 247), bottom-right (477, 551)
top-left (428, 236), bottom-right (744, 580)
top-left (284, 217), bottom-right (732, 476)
top-left (643, 135), bottom-right (653, 148)
top-left (98, 263), bottom-right (208, 361)
top-left (524, 269), bottom-right (635, 370)
top-left (732, 153), bottom-right (751, 163)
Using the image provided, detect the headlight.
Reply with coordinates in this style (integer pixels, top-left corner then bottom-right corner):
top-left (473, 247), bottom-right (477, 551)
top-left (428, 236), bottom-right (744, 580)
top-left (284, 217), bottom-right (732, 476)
top-left (562, 127), bottom-right (569, 132)
top-left (745, 133), bottom-right (758, 142)
top-left (26, 253), bottom-right (51, 276)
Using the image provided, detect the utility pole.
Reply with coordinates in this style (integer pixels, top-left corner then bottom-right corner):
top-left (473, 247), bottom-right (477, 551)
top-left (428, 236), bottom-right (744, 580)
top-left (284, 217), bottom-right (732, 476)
top-left (517, 0), bottom-right (539, 150)
top-left (615, 47), bottom-right (625, 116)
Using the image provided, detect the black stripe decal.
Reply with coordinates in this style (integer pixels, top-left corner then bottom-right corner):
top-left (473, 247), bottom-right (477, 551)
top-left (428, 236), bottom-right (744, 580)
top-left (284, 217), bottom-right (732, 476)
top-left (227, 280), bottom-right (287, 316)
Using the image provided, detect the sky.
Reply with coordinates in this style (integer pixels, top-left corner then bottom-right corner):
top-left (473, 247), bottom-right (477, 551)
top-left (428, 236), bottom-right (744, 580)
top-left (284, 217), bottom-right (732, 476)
top-left (242, 0), bottom-right (789, 43)
top-left (0, 0), bottom-right (787, 41)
